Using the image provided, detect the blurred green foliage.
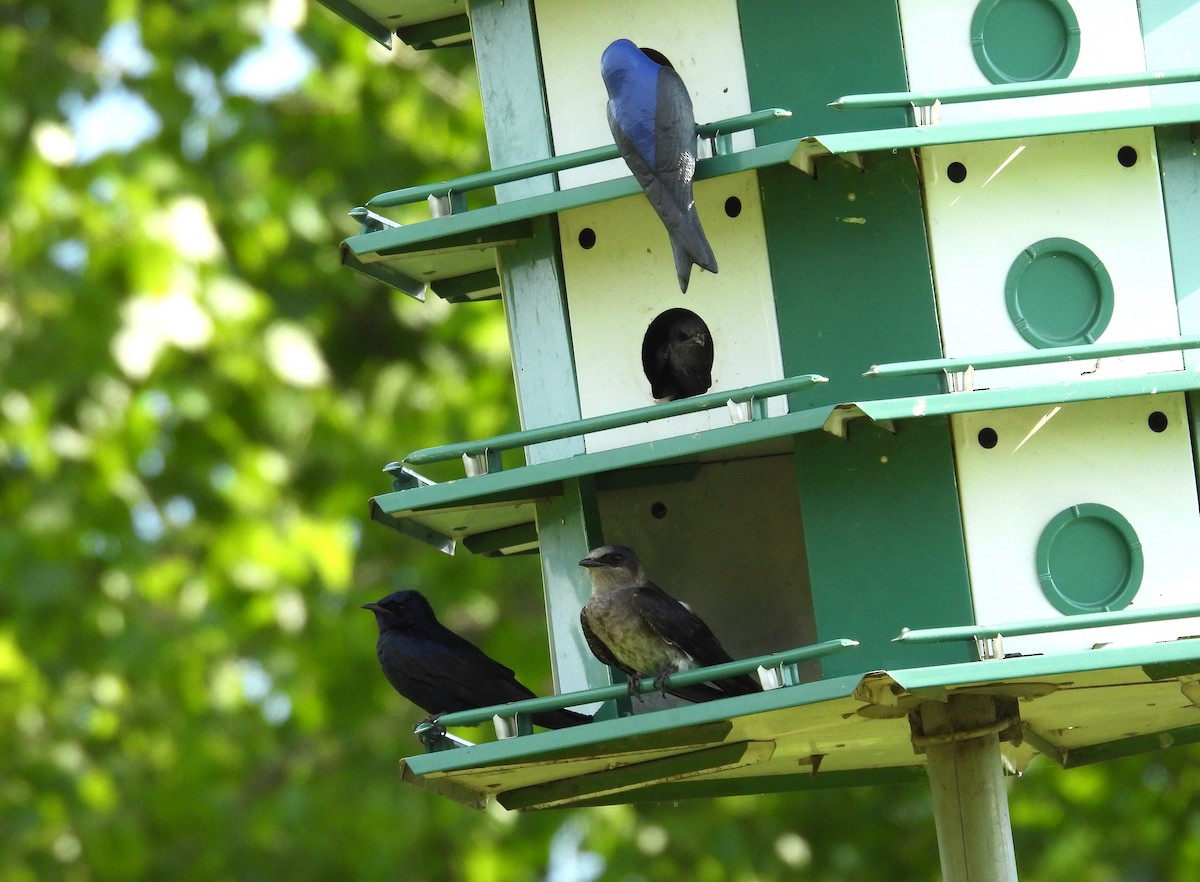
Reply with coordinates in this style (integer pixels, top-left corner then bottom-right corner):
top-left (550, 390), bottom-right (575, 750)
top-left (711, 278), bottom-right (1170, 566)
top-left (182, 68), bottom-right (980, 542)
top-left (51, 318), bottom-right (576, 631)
top-left (1, 2), bottom-right (1198, 880)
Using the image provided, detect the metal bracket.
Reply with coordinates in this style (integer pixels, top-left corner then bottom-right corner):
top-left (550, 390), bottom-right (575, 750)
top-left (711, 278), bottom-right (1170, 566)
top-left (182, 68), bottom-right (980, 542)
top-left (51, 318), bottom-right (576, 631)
top-left (913, 99), bottom-right (942, 126)
top-left (757, 661), bottom-right (803, 690)
top-left (908, 695), bottom-right (1022, 756)
top-left (349, 205), bottom-right (400, 233)
top-left (493, 713), bottom-right (533, 740)
top-left (946, 364), bottom-right (976, 393)
top-left (384, 462), bottom-right (436, 492)
top-left (415, 720), bottom-right (474, 752)
top-left (462, 449), bottom-right (504, 477)
top-left (428, 191), bottom-right (467, 218)
top-left (975, 633), bottom-right (1005, 660)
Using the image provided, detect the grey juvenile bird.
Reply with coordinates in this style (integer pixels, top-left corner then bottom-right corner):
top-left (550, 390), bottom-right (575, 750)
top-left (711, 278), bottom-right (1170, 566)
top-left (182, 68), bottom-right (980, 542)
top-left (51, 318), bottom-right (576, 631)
top-left (578, 545), bottom-right (761, 702)
top-left (649, 312), bottom-right (713, 400)
top-left (362, 589), bottom-right (590, 729)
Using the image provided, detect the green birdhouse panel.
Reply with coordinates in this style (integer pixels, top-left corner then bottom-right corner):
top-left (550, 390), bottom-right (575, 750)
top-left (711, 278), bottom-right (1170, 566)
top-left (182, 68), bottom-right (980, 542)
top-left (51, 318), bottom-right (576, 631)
top-left (793, 416), bottom-right (976, 678)
top-left (1142, 0), bottom-right (1200, 110)
top-left (898, 0), bottom-right (1150, 124)
top-left (1156, 128), bottom-right (1200, 369)
top-left (761, 150), bottom-right (947, 410)
top-left (921, 128), bottom-right (1182, 389)
top-left (736, 0), bottom-right (912, 140)
top-left (1143, 1), bottom-right (1200, 368)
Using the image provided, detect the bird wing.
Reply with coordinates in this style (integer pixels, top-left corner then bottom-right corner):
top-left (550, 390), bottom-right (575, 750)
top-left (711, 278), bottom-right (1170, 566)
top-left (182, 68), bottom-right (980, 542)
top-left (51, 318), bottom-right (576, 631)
top-left (651, 65), bottom-right (700, 214)
top-left (378, 626), bottom-right (537, 717)
top-left (632, 583), bottom-right (735, 666)
top-left (426, 624), bottom-right (525, 683)
top-left (607, 77), bottom-right (695, 223)
top-left (607, 70), bottom-right (715, 293)
top-left (608, 100), bottom-right (654, 186)
top-left (633, 586), bottom-right (761, 696)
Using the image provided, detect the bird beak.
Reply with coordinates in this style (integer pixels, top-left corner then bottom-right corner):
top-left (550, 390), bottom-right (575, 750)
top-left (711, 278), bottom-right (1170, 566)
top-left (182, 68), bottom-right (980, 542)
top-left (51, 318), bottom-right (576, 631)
top-left (361, 602), bottom-right (383, 612)
top-left (579, 557), bottom-right (602, 568)
top-left (691, 332), bottom-right (708, 346)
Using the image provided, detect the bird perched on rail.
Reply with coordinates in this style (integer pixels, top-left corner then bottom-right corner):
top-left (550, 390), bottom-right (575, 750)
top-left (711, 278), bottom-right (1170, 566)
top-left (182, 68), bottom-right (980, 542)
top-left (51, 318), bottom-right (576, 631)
top-left (578, 545), bottom-right (760, 702)
top-left (646, 311), bottom-right (713, 400)
top-left (601, 38), bottom-right (718, 293)
top-left (362, 589), bottom-right (590, 729)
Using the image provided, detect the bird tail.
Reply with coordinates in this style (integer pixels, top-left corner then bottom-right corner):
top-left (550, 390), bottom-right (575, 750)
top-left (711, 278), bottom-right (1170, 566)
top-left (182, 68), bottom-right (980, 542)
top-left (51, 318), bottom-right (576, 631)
top-left (713, 672), bottom-right (763, 696)
top-left (667, 681), bottom-right (732, 703)
top-left (670, 219), bottom-right (718, 294)
top-left (667, 671), bottom-right (761, 704)
top-left (532, 707), bottom-right (593, 729)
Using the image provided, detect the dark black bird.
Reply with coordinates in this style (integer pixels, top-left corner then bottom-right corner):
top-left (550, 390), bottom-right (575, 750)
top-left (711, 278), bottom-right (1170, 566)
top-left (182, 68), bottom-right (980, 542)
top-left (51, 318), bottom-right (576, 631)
top-left (578, 545), bottom-right (761, 702)
top-left (602, 38), bottom-right (718, 293)
top-left (362, 590), bottom-right (590, 729)
top-left (648, 312), bottom-right (713, 400)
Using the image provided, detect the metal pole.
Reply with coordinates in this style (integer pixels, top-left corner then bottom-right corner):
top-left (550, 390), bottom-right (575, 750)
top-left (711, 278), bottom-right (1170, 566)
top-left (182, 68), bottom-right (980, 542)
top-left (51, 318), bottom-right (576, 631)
top-left (919, 695), bottom-right (1019, 882)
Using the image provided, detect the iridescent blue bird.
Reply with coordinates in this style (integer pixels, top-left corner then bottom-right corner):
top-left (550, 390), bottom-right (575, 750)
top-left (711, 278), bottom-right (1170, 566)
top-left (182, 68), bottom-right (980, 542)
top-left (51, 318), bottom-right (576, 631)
top-left (601, 38), bottom-right (718, 293)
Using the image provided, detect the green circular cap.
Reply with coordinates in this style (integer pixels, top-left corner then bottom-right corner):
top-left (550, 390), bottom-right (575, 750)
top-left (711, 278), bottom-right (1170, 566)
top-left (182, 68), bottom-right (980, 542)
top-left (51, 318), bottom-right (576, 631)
top-left (1037, 503), bottom-right (1143, 615)
top-left (971, 0), bottom-right (1081, 84)
top-left (1005, 237), bottom-right (1114, 348)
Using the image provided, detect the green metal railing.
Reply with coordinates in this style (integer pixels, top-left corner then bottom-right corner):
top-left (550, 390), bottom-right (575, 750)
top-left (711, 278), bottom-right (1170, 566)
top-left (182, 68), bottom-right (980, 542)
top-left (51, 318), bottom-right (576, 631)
top-left (831, 66), bottom-right (1200, 111)
top-left (419, 638), bottom-right (859, 735)
top-left (369, 108), bottom-right (792, 209)
top-left (386, 335), bottom-right (1200, 481)
top-left (865, 334), bottom-right (1200, 378)
top-left (894, 603), bottom-right (1200, 644)
top-left (401, 372), bottom-right (827, 468)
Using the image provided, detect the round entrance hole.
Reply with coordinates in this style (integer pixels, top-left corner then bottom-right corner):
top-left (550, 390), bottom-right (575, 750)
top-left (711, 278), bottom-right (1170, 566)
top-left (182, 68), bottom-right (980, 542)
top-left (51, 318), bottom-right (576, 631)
top-left (642, 308), bottom-right (714, 401)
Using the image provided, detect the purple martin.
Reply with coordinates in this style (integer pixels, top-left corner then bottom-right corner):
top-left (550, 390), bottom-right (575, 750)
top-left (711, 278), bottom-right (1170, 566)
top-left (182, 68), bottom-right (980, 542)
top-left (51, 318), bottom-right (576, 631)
top-left (362, 590), bottom-right (590, 729)
top-left (601, 38), bottom-right (718, 293)
top-left (648, 311), bottom-right (713, 400)
top-left (578, 545), bottom-right (761, 702)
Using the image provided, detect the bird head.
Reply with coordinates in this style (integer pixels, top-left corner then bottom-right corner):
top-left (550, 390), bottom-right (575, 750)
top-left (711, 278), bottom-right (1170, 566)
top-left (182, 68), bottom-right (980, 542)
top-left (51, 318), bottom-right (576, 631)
top-left (671, 321), bottom-right (708, 351)
top-left (361, 589), bottom-right (435, 633)
top-left (601, 39), bottom-right (674, 96)
top-left (578, 544), bottom-right (646, 591)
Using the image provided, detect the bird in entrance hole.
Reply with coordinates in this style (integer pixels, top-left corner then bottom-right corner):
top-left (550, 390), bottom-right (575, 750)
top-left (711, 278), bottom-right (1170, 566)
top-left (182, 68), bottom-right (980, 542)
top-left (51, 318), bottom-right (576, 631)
top-left (578, 545), bottom-right (760, 702)
top-left (362, 589), bottom-right (590, 729)
top-left (601, 38), bottom-right (718, 293)
top-left (648, 311), bottom-right (713, 400)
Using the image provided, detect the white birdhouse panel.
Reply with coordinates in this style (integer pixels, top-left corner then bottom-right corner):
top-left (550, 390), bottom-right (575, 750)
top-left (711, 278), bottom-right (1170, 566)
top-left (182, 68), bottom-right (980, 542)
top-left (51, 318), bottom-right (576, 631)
top-left (559, 170), bottom-right (785, 453)
top-left (953, 394), bottom-right (1200, 657)
top-left (534, 0), bottom-right (754, 190)
top-left (921, 128), bottom-right (1182, 389)
top-left (897, 0), bottom-right (1149, 126)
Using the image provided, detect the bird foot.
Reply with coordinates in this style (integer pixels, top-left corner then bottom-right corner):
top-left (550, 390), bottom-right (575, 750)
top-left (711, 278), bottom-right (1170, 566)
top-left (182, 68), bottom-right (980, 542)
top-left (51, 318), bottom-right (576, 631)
top-left (414, 715), bottom-right (448, 746)
top-left (652, 672), bottom-right (672, 697)
top-left (626, 675), bottom-right (645, 702)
